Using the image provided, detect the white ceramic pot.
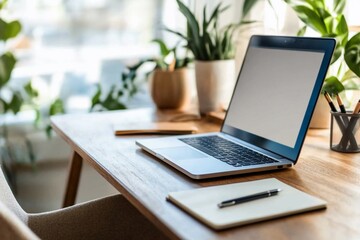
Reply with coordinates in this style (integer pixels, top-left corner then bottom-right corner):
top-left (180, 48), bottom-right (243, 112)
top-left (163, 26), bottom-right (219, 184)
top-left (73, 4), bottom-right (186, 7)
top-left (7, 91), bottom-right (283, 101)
top-left (309, 95), bottom-right (330, 129)
top-left (194, 60), bottom-right (236, 114)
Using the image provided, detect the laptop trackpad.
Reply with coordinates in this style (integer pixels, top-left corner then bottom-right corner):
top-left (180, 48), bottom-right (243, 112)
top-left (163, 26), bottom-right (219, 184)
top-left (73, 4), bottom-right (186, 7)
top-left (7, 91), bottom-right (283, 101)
top-left (156, 147), bottom-right (207, 160)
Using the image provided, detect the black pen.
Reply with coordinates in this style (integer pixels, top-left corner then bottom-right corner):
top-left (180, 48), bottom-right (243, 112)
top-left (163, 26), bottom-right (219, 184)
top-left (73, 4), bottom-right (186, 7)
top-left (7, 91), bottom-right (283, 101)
top-left (324, 92), bottom-right (337, 112)
top-left (218, 189), bottom-right (282, 208)
top-left (336, 94), bottom-right (346, 113)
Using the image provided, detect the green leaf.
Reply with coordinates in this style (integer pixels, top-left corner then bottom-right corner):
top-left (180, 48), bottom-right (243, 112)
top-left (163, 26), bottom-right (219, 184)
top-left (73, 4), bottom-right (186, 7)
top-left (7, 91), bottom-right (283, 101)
top-left (90, 84), bottom-right (102, 110)
top-left (304, 0), bottom-right (326, 10)
top-left (324, 16), bottom-right (334, 34)
top-left (34, 109), bottom-right (41, 126)
top-left (167, 0), bottom-right (246, 61)
top-left (242, 0), bottom-right (260, 19)
top-left (102, 88), bottom-right (126, 111)
top-left (206, 3), bottom-right (221, 30)
top-left (323, 76), bottom-right (345, 94)
top-left (333, 0), bottom-right (346, 14)
top-left (24, 81), bottom-right (39, 98)
top-left (292, 5), bottom-right (328, 35)
top-left (335, 15), bottom-right (348, 46)
top-left (8, 92), bottom-right (23, 114)
top-left (0, 52), bottom-right (16, 88)
top-left (344, 32), bottom-right (360, 77)
top-left (297, 26), bottom-right (307, 36)
top-left (151, 39), bottom-right (170, 57)
top-left (0, 19), bottom-right (21, 41)
top-left (164, 28), bottom-right (190, 43)
top-left (176, 0), bottom-right (205, 59)
top-left (0, 0), bottom-right (8, 10)
top-left (0, 98), bottom-right (8, 112)
top-left (45, 125), bottom-right (53, 138)
top-left (49, 98), bottom-right (65, 116)
top-left (341, 69), bottom-right (358, 82)
top-left (342, 70), bottom-right (360, 90)
top-left (330, 42), bottom-right (343, 64)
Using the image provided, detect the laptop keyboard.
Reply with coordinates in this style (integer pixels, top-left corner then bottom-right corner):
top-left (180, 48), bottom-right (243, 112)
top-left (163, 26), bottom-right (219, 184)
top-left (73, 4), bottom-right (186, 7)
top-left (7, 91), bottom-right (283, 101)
top-left (179, 136), bottom-right (278, 167)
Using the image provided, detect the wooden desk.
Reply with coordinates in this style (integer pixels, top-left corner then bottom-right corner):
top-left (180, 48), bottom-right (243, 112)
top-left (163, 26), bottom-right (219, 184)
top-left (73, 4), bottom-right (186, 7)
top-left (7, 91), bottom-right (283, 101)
top-left (51, 108), bottom-right (360, 240)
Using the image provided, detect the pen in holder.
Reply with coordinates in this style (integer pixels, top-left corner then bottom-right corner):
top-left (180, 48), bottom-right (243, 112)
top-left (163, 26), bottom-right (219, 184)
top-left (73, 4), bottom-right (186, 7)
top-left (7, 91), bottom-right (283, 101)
top-left (330, 111), bottom-right (360, 153)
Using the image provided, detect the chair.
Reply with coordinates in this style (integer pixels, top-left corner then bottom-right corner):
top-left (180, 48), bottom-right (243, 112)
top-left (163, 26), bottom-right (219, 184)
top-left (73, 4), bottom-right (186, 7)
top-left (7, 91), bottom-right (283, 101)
top-left (0, 201), bottom-right (39, 240)
top-left (0, 164), bottom-right (168, 240)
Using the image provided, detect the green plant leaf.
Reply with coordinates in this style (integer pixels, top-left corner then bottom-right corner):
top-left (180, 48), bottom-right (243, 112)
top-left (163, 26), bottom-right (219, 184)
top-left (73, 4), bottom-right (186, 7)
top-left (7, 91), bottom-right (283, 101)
top-left (167, 0), bottom-right (252, 61)
top-left (344, 32), bottom-right (360, 77)
top-left (342, 78), bottom-right (360, 90)
top-left (8, 92), bottom-right (23, 114)
top-left (24, 81), bottom-right (39, 98)
top-left (0, 52), bottom-right (16, 88)
top-left (102, 88), bottom-right (126, 110)
top-left (335, 15), bottom-right (348, 46)
top-left (342, 70), bottom-right (360, 90)
top-left (330, 42), bottom-right (343, 64)
top-left (242, 0), bottom-right (260, 20)
top-left (176, 0), bottom-right (204, 59)
top-left (205, 3), bottom-right (220, 30)
top-left (164, 28), bottom-right (189, 41)
top-left (152, 39), bottom-right (170, 57)
top-left (323, 76), bottom-right (345, 94)
top-left (0, 98), bottom-right (8, 112)
top-left (0, 19), bottom-right (21, 41)
top-left (0, 0), bottom-right (8, 10)
top-left (304, 0), bottom-right (326, 10)
top-left (292, 5), bottom-right (328, 35)
top-left (34, 108), bottom-right (41, 126)
top-left (90, 84), bottom-right (102, 110)
top-left (324, 16), bottom-right (334, 33)
top-left (297, 26), bottom-right (307, 36)
top-left (49, 98), bottom-right (65, 116)
top-left (333, 0), bottom-right (346, 14)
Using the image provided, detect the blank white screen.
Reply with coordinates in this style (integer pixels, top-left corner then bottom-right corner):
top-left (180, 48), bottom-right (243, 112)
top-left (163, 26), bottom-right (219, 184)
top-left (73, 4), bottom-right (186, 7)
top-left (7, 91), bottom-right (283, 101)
top-left (224, 47), bottom-right (324, 148)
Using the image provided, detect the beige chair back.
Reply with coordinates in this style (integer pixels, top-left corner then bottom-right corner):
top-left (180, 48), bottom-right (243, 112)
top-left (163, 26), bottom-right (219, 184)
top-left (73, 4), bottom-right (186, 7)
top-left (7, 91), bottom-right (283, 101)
top-left (0, 165), bottom-right (28, 223)
top-left (0, 201), bottom-right (39, 240)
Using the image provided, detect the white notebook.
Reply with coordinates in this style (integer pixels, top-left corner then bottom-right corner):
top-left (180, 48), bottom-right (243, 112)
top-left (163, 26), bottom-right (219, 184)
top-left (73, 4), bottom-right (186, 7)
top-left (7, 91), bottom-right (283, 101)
top-left (167, 178), bottom-right (326, 230)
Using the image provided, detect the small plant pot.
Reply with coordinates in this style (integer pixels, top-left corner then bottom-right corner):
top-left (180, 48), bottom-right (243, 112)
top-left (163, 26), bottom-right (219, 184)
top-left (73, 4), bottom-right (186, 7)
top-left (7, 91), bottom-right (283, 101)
top-left (149, 68), bottom-right (191, 109)
top-left (195, 60), bottom-right (236, 114)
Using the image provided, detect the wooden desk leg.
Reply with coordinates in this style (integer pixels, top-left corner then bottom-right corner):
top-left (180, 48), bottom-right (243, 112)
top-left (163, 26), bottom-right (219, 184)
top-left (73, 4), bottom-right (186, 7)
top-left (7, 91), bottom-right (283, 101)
top-left (62, 151), bottom-right (83, 208)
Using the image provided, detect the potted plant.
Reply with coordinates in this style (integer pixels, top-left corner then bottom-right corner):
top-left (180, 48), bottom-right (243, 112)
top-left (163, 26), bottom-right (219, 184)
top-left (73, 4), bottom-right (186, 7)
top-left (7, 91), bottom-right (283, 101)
top-left (167, 0), bottom-right (256, 114)
top-left (149, 39), bottom-right (192, 109)
top-left (285, 0), bottom-right (360, 128)
top-left (91, 39), bottom-right (192, 111)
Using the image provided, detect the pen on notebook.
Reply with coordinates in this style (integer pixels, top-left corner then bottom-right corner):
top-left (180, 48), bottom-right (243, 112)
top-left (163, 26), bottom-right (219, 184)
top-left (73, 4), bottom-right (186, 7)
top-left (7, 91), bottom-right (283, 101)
top-left (336, 94), bottom-right (346, 113)
top-left (218, 189), bottom-right (282, 208)
top-left (324, 92), bottom-right (337, 112)
top-left (353, 99), bottom-right (360, 114)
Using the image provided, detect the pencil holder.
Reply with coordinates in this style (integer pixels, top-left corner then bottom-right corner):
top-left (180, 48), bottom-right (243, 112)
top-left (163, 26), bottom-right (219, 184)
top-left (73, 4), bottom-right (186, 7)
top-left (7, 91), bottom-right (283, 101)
top-left (330, 111), bottom-right (360, 153)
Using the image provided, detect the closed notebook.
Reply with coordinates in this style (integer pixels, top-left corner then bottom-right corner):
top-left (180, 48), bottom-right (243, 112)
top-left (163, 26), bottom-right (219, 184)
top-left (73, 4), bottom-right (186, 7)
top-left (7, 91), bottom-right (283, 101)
top-left (167, 178), bottom-right (326, 230)
top-left (114, 122), bottom-right (198, 135)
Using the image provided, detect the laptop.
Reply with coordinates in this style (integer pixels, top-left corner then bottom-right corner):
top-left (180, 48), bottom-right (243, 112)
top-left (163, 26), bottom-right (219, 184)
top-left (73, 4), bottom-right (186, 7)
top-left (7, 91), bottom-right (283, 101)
top-left (136, 35), bottom-right (335, 179)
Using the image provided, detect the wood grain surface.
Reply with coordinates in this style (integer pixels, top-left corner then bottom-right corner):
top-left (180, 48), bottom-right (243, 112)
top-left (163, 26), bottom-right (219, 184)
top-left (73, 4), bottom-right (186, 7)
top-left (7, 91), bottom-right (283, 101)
top-left (51, 108), bottom-right (360, 240)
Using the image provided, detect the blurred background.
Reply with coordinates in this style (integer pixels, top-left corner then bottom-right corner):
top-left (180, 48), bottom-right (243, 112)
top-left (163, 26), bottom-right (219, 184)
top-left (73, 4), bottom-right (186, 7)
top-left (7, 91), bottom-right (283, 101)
top-left (1, 0), bottom-right (359, 213)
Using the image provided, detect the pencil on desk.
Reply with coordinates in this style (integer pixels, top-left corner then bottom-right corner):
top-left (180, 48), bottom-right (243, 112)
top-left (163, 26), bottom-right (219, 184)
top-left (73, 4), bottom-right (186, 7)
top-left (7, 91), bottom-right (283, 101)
top-left (324, 92), bottom-right (337, 112)
top-left (336, 94), bottom-right (346, 113)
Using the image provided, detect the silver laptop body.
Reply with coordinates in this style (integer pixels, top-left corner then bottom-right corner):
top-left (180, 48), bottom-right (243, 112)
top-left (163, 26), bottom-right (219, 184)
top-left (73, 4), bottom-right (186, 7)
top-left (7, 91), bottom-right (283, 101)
top-left (136, 35), bottom-right (335, 179)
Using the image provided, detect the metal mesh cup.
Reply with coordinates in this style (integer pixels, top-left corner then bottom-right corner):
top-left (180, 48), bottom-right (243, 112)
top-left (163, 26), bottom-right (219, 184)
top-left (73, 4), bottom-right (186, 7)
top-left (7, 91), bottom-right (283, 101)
top-left (330, 111), bottom-right (360, 153)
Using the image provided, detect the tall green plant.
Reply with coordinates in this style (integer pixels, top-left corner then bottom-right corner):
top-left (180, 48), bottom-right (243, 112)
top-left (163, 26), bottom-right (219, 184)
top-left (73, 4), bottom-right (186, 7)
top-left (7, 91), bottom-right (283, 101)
top-left (285, 0), bottom-right (360, 95)
top-left (167, 0), bottom-right (257, 61)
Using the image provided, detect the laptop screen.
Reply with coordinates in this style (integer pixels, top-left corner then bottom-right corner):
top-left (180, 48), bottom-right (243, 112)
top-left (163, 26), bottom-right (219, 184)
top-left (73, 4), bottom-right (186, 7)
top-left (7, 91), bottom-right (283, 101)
top-left (222, 35), bottom-right (335, 162)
